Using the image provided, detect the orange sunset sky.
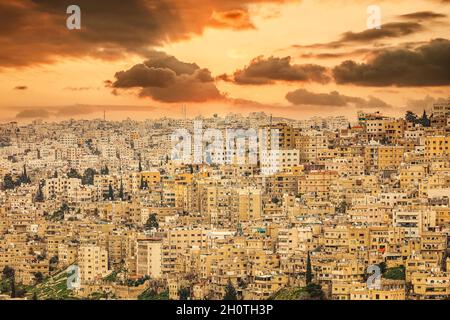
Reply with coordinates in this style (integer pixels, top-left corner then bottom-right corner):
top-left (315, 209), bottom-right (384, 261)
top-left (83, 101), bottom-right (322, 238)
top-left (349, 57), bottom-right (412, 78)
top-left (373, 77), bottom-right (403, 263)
top-left (0, 0), bottom-right (449, 122)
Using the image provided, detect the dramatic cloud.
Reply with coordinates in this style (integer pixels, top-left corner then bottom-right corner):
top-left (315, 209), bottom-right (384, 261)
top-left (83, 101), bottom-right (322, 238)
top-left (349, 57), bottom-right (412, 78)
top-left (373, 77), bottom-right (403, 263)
top-left (14, 86), bottom-right (28, 90)
top-left (111, 51), bottom-right (224, 103)
top-left (292, 22), bottom-right (424, 50)
top-left (113, 64), bottom-right (177, 89)
top-left (299, 48), bottom-right (374, 60)
top-left (399, 11), bottom-right (447, 20)
top-left (0, 0), bottom-right (292, 68)
top-left (285, 88), bottom-right (391, 109)
top-left (222, 56), bottom-right (330, 85)
top-left (333, 39), bottom-right (450, 87)
top-left (340, 22), bottom-right (424, 43)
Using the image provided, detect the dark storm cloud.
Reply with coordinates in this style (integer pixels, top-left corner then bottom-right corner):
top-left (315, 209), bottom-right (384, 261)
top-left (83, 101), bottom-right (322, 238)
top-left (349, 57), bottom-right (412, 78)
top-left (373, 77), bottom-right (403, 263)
top-left (285, 88), bottom-right (391, 109)
top-left (292, 22), bottom-right (425, 50)
top-left (298, 48), bottom-right (375, 59)
top-left (340, 22), bottom-right (423, 43)
top-left (138, 51), bottom-right (200, 75)
top-left (332, 39), bottom-right (450, 87)
top-left (0, 0), bottom-right (293, 68)
top-left (222, 56), bottom-right (330, 85)
top-left (111, 51), bottom-right (224, 103)
top-left (113, 64), bottom-right (177, 88)
top-left (399, 11), bottom-right (447, 20)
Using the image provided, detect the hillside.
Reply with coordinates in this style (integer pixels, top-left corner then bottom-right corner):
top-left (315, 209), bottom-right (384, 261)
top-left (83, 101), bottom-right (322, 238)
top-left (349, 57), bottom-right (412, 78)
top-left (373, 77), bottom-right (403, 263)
top-left (26, 268), bottom-right (78, 300)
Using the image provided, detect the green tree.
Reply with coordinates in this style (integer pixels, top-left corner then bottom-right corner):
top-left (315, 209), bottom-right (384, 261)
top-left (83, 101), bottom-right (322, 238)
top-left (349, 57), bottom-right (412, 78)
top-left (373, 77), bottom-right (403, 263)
top-left (0, 136), bottom-right (11, 148)
top-left (305, 283), bottom-right (325, 300)
top-left (49, 255), bottom-right (59, 272)
top-left (144, 214), bottom-right (159, 230)
top-left (108, 183), bottom-right (114, 201)
top-left (138, 289), bottom-right (169, 300)
top-left (336, 201), bottom-right (348, 214)
top-left (15, 287), bottom-right (26, 298)
top-left (34, 182), bottom-right (44, 202)
top-left (33, 272), bottom-right (44, 284)
top-left (49, 256), bottom-right (59, 265)
top-left (67, 168), bottom-right (82, 179)
top-left (101, 165), bottom-right (109, 175)
top-left (82, 168), bottom-right (97, 185)
top-left (140, 176), bottom-right (145, 190)
top-left (3, 174), bottom-right (15, 190)
top-left (383, 266), bottom-right (405, 280)
top-left (19, 164), bottom-right (31, 185)
top-left (306, 251), bottom-right (313, 285)
top-left (2, 266), bottom-right (14, 279)
top-left (138, 156), bottom-right (143, 172)
top-left (405, 111), bottom-right (418, 123)
top-left (178, 287), bottom-right (191, 300)
top-left (10, 279), bottom-right (16, 298)
top-left (223, 280), bottom-right (238, 300)
top-left (419, 110), bottom-right (431, 127)
top-left (2, 266), bottom-right (16, 298)
top-left (119, 179), bottom-right (124, 200)
top-left (377, 262), bottom-right (387, 274)
top-left (49, 203), bottom-right (68, 221)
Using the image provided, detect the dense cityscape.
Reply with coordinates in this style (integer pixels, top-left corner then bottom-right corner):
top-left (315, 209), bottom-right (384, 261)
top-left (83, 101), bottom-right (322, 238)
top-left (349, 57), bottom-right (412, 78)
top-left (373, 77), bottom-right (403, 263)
top-left (0, 0), bottom-right (449, 308)
top-left (0, 103), bottom-right (449, 300)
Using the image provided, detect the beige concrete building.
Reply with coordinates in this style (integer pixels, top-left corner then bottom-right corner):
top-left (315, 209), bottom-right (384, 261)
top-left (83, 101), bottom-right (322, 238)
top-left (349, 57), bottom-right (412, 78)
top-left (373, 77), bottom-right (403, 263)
top-left (78, 245), bottom-right (109, 283)
top-left (136, 238), bottom-right (162, 279)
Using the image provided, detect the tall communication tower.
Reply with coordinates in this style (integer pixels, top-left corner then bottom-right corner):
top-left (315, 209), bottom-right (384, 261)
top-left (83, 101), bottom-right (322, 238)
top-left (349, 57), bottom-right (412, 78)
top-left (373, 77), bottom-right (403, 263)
top-left (181, 105), bottom-right (187, 120)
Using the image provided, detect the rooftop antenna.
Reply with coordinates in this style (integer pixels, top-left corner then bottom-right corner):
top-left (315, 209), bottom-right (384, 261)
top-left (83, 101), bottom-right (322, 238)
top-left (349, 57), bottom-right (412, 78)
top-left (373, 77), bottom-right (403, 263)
top-left (103, 110), bottom-right (106, 121)
top-left (181, 105), bottom-right (187, 120)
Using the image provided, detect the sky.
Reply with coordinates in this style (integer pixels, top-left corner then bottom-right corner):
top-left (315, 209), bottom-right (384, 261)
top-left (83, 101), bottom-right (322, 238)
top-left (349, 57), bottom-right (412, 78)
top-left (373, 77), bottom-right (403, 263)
top-left (0, 0), bottom-right (449, 122)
